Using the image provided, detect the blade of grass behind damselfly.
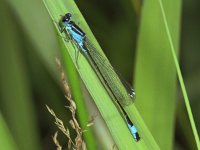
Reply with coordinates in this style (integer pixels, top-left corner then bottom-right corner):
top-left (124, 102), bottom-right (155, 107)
top-left (158, 0), bottom-right (200, 149)
top-left (134, 0), bottom-right (181, 149)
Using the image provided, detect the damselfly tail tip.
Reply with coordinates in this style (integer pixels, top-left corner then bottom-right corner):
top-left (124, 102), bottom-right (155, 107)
top-left (134, 132), bottom-right (140, 142)
top-left (128, 123), bottom-right (140, 142)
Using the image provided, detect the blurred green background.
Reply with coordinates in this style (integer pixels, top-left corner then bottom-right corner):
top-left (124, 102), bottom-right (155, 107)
top-left (0, 0), bottom-right (199, 149)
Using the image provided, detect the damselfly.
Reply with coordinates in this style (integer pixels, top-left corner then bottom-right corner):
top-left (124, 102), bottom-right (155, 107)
top-left (58, 13), bottom-right (140, 141)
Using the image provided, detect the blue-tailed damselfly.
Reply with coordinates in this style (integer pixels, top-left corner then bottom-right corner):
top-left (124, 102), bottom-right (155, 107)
top-left (58, 13), bottom-right (140, 141)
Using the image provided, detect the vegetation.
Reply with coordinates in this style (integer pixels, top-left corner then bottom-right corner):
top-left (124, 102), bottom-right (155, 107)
top-left (0, 0), bottom-right (199, 149)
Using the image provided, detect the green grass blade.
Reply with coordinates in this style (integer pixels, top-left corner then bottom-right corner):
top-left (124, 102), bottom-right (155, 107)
top-left (6, 0), bottom-right (60, 77)
top-left (177, 104), bottom-right (197, 150)
top-left (134, 0), bottom-right (181, 149)
top-left (43, 0), bottom-right (160, 149)
top-left (158, 0), bottom-right (200, 149)
top-left (0, 1), bottom-right (41, 149)
top-left (0, 113), bottom-right (18, 150)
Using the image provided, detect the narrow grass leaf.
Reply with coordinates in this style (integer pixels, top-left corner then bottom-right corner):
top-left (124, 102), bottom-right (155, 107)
top-left (158, 0), bottom-right (200, 149)
top-left (134, 0), bottom-right (181, 149)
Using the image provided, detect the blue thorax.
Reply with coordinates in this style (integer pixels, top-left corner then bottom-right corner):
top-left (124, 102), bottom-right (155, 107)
top-left (63, 21), bottom-right (87, 53)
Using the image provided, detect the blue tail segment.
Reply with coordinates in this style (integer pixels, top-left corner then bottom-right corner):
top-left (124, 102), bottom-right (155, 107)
top-left (128, 123), bottom-right (140, 141)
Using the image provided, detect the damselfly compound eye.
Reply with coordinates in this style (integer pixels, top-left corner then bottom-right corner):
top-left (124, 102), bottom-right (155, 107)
top-left (62, 13), bottom-right (72, 22)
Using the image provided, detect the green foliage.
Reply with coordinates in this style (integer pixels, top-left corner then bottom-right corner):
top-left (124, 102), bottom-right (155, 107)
top-left (134, 0), bottom-right (181, 149)
top-left (0, 0), bottom-right (199, 149)
top-left (0, 1), bottom-right (41, 149)
top-left (0, 113), bottom-right (18, 150)
top-left (159, 0), bottom-right (200, 149)
top-left (135, 0), bottom-right (199, 149)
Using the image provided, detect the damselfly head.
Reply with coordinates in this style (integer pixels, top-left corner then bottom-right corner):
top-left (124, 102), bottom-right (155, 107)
top-left (62, 13), bottom-right (72, 23)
